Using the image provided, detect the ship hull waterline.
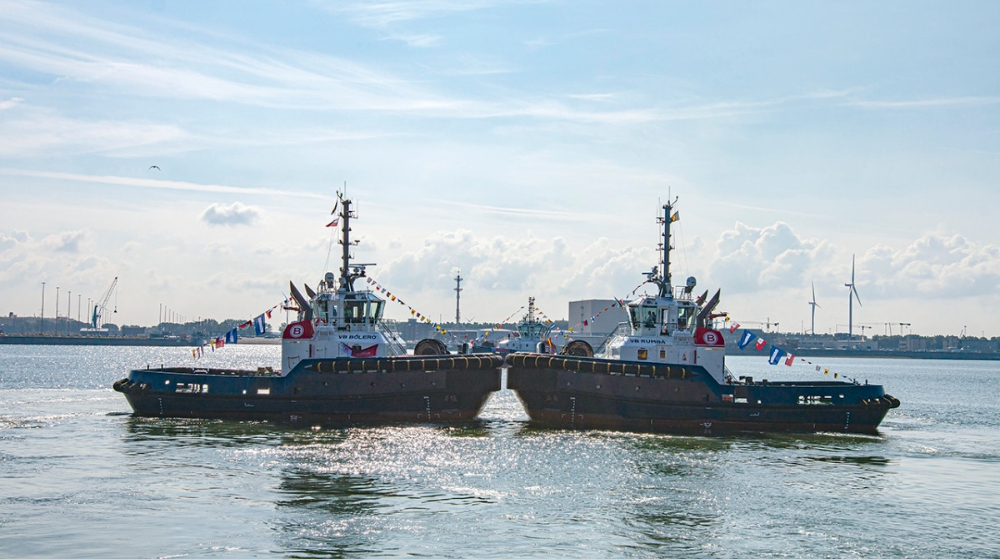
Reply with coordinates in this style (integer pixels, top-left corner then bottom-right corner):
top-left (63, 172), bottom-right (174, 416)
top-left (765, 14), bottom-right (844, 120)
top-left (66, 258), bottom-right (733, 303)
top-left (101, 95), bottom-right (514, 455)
top-left (506, 354), bottom-right (898, 436)
top-left (115, 355), bottom-right (503, 425)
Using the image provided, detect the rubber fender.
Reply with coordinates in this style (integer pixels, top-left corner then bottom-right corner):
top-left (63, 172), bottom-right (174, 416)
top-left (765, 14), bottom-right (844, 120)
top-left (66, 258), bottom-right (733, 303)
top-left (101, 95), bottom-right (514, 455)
top-left (413, 338), bottom-right (449, 356)
top-left (560, 340), bottom-right (594, 357)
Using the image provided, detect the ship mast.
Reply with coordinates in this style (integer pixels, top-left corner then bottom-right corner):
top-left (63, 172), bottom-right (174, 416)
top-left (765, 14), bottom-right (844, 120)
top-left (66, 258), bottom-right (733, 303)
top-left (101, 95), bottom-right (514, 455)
top-left (649, 198), bottom-right (676, 299)
top-left (454, 270), bottom-right (463, 324)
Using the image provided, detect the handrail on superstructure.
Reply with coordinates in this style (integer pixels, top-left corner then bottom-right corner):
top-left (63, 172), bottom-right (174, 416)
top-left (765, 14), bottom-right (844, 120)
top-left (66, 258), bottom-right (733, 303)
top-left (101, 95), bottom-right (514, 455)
top-left (594, 322), bottom-right (631, 356)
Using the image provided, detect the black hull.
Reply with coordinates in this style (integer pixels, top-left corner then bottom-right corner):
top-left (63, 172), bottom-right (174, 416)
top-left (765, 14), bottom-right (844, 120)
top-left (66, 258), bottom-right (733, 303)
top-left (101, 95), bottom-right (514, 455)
top-left (114, 355), bottom-right (503, 425)
top-left (506, 354), bottom-right (899, 436)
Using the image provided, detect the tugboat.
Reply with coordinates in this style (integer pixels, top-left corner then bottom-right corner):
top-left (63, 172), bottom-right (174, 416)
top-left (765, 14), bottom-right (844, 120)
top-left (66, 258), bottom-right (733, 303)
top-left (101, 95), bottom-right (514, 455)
top-left (114, 193), bottom-right (503, 424)
top-left (506, 198), bottom-right (900, 435)
top-left (496, 297), bottom-right (559, 354)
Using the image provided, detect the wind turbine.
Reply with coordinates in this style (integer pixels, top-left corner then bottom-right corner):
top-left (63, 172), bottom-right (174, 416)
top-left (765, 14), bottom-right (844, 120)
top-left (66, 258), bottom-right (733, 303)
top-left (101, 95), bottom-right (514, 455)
top-left (845, 255), bottom-right (862, 338)
top-left (809, 282), bottom-right (821, 335)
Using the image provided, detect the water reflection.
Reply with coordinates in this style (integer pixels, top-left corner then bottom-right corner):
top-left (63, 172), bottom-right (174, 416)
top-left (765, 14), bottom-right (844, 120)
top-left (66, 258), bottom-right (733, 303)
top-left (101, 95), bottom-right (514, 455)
top-left (275, 469), bottom-right (387, 558)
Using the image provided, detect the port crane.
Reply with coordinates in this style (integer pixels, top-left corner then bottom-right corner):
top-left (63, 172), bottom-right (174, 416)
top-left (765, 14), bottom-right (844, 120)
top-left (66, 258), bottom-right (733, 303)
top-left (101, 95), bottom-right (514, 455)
top-left (92, 277), bottom-right (118, 329)
top-left (739, 319), bottom-right (780, 333)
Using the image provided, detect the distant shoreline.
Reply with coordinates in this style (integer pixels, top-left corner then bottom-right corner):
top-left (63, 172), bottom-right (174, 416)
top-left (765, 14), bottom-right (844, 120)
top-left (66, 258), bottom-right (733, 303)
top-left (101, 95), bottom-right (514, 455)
top-left (3, 334), bottom-right (1000, 360)
top-left (0, 335), bottom-right (196, 347)
top-left (733, 347), bottom-right (1000, 361)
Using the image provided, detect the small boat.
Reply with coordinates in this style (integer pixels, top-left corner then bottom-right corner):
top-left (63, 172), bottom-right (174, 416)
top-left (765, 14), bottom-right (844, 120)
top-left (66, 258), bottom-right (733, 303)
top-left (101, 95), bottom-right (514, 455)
top-left (114, 193), bottom-right (503, 424)
top-left (506, 198), bottom-right (900, 435)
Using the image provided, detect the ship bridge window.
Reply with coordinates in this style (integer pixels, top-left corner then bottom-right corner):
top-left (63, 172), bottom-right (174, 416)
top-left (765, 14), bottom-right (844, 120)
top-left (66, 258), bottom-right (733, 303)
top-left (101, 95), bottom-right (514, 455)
top-left (344, 300), bottom-right (364, 324)
top-left (661, 309), bottom-right (672, 334)
top-left (344, 298), bottom-right (383, 324)
top-left (677, 307), bottom-right (691, 331)
top-left (642, 308), bottom-right (657, 328)
top-left (315, 297), bottom-right (338, 323)
top-left (367, 300), bottom-right (383, 321)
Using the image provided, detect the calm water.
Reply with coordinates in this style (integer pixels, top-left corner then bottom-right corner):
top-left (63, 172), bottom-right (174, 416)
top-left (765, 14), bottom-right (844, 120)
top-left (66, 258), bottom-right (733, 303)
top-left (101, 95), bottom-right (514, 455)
top-left (1, 345), bottom-right (998, 558)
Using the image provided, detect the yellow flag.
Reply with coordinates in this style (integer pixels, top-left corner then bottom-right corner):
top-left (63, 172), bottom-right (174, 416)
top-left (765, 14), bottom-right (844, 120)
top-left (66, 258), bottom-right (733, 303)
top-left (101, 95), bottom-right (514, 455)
top-left (671, 211), bottom-right (679, 222)
top-left (824, 369), bottom-right (829, 375)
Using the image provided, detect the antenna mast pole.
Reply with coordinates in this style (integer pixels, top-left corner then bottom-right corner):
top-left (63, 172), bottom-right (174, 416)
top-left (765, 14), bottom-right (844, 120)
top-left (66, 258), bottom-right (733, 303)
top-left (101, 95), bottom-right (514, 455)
top-left (656, 198), bottom-right (677, 298)
top-left (454, 271), bottom-right (463, 324)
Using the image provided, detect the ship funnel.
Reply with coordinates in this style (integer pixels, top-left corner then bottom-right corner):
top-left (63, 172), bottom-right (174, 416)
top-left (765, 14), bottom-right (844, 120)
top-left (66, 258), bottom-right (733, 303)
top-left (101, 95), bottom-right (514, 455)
top-left (289, 282), bottom-right (313, 322)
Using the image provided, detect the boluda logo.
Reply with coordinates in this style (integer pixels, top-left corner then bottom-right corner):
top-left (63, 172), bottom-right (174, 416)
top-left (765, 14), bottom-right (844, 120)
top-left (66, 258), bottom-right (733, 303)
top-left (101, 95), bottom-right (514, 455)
top-left (694, 327), bottom-right (725, 346)
top-left (283, 320), bottom-right (314, 340)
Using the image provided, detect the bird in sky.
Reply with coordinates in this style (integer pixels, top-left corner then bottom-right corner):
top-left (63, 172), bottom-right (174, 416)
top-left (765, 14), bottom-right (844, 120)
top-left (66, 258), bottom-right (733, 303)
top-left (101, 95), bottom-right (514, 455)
top-left (149, 165), bottom-right (160, 170)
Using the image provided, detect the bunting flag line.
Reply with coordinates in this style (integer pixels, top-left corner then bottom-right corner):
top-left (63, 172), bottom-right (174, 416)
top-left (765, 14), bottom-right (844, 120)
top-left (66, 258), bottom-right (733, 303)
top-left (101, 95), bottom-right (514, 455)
top-left (728, 319), bottom-right (856, 383)
top-left (187, 298), bottom-right (286, 359)
top-left (366, 277), bottom-right (458, 340)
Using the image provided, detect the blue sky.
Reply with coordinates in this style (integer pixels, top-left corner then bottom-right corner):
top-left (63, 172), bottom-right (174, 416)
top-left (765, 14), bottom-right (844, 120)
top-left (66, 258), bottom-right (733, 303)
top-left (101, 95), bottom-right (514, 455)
top-left (2, 0), bottom-right (999, 337)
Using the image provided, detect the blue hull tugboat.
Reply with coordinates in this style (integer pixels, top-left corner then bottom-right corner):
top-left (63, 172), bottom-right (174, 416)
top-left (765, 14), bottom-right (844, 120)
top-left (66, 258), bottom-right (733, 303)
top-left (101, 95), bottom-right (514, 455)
top-left (506, 199), bottom-right (899, 435)
top-left (114, 193), bottom-right (502, 424)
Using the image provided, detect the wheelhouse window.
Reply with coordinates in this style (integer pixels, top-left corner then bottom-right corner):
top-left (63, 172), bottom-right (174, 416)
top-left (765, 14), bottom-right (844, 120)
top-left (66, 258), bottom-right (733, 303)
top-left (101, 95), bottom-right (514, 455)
top-left (676, 307), bottom-right (691, 331)
top-left (629, 306), bottom-right (640, 328)
top-left (367, 299), bottom-right (384, 321)
top-left (344, 295), bottom-right (383, 324)
top-left (641, 306), bottom-right (657, 328)
top-left (314, 295), bottom-right (338, 323)
top-left (344, 300), bottom-right (365, 323)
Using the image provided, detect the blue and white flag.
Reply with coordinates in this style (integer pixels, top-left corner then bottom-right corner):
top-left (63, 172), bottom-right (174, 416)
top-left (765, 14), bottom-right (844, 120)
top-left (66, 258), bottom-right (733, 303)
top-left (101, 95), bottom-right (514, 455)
top-left (225, 328), bottom-right (239, 344)
top-left (253, 314), bottom-right (266, 336)
top-left (737, 331), bottom-right (756, 350)
top-left (768, 346), bottom-right (786, 365)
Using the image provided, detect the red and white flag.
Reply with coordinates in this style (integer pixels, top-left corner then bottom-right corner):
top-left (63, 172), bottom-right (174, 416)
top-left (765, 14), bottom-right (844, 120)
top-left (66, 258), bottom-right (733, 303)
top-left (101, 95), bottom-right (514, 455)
top-left (754, 338), bottom-right (767, 351)
top-left (784, 353), bottom-right (795, 366)
top-left (729, 322), bottom-right (740, 334)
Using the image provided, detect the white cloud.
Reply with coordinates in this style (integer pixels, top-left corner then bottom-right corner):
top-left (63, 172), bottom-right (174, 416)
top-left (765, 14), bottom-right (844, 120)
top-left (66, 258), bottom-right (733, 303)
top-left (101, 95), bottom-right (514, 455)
top-left (0, 169), bottom-right (326, 200)
top-left (0, 228), bottom-right (115, 293)
top-left (40, 229), bottom-right (89, 252)
top-left (848, 96), bottom-right (1000, 110)
top-left (0, 97), bottom-right (23, 110)
top-left (329, 0), bottom-right (506, 28)
top-left (0, 109), bottom-right (187, 157)
top-left (709, 222), bottom-right (832, 294)
top-left (0, 230), bottom-right (28, 252)
top-left (707, 221), bottom-right (1000, 307)
top-left (200, 202), bottom-right (263, 227)
top-left (860, 231), bottom-right (1000, 298)
top-left (382, 33), bottom-right (442, 47)
top-left (374, 228), bottom-right (659, 321)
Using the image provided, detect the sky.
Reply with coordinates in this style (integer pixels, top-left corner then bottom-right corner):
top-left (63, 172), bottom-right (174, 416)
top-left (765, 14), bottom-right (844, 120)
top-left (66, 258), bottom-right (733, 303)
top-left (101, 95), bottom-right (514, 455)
top-left (1, 0), bottom-right (999, 337)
